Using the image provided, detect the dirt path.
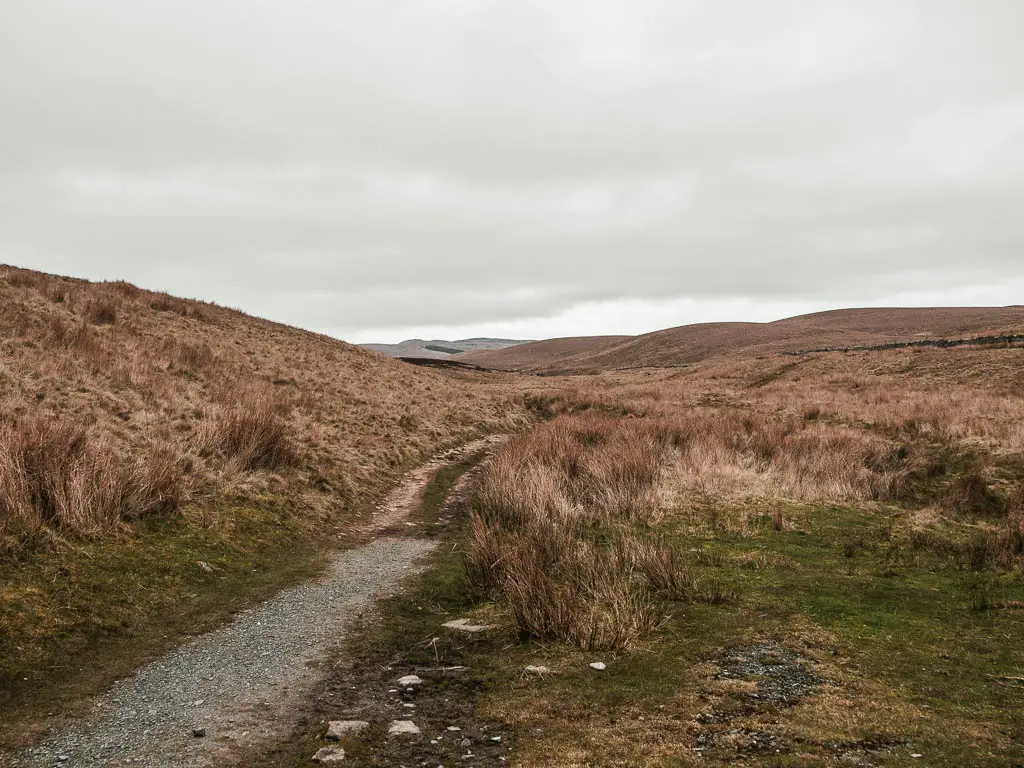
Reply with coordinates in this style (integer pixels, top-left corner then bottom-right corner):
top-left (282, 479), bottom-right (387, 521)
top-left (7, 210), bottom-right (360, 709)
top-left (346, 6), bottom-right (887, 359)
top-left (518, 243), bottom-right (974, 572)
top-left (6, 436), bottom-right (504, 768)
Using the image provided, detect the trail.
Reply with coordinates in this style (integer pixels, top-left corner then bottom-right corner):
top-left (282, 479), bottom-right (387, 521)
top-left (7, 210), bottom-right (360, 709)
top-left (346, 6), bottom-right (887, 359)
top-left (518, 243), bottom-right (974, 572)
top-left (7, 435), bottom-right (504, 768)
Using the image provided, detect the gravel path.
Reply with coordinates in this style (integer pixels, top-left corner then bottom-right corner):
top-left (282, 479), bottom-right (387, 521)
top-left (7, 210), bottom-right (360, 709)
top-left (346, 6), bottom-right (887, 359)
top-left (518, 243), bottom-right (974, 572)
top-left (6, 437), bottom-right (505, 768)
top-left (8, 538), bottom-right (435, 768)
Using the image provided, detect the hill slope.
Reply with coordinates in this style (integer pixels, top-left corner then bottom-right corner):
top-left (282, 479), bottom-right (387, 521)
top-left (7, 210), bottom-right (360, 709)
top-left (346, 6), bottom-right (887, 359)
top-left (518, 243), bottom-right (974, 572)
top-left (362, 337), bottom-right (531, 359)
top-left (0, 266), bottom-right (524, 545)
top-left (0, 265), bottom-right (526, 739)
top-left (456, 335), bottom-right (631, 369)
top-left (460, 307), bottom-right (1024, 373)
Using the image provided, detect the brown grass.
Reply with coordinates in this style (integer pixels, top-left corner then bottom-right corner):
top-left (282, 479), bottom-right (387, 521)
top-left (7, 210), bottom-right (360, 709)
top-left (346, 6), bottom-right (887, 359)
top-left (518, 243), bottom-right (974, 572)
top-left (0, 417), bottom-right (181, 546)
top-left (0, 264), bottom-right (529, 553)
top-left (464, 306), bottom-right (1024, 374)
top-left (200, 395), bottom-right (295, 472)
top-left (468, 413), bottom-right (737, 649)
top-left (474, 339), bottom-right (1024, 648)
top-left (84, 297), bottom-right (118, 326)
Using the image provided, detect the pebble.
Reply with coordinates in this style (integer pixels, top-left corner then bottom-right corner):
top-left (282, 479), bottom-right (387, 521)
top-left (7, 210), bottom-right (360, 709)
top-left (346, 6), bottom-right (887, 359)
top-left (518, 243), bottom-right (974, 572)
top-left (589, 662), bottom-right (607, 671)
top-left (398, 674), bottom-right (423, 688)
top-left (524, 665), bottom-right (551, 675)
top-left (312, 746), bottom-right (346, 763)
top-left (388, 720), bottom-right (421, 737)
top-left (326, 721), bottom-right (369, 740)
top-left (442, 618), bottom-right (494, 633)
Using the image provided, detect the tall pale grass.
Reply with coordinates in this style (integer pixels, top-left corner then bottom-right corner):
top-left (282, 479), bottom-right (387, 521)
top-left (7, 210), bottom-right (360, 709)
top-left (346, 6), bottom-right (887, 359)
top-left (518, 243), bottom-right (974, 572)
top-left (468, 412), bottom-right (729, 650)
top-left (0, 417), bottom-right (181, 547)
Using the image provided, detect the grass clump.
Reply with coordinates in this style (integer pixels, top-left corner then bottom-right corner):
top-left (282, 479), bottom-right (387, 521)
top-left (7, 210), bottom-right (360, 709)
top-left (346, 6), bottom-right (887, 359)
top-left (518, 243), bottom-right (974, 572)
top-left (200, 396), bottom-right (295, 472)
top-left (467, 413), bottom-right (723, 650)
top-left (0, 417), bottom-right (181, 546)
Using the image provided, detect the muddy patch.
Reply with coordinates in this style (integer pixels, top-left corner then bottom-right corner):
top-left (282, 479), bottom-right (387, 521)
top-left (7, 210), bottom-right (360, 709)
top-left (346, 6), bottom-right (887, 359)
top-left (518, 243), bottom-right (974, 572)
top-left (275, 632), bottom-right (514, 766)
top-left (715, 642), bottom-right (823, 706)
top-left (690, 642), bottom-right (826, 761)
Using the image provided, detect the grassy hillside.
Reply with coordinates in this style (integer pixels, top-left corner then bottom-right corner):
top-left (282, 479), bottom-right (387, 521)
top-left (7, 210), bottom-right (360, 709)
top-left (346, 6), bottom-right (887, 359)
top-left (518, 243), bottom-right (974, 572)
top-left (456, 334), bottom-right (631, 370)
top-left (460, 307), bottom-right (1024, 373)
top-left (0, 265), bottom-right (527, 743)
top-left (258, 344), bottom-right (1024, 766)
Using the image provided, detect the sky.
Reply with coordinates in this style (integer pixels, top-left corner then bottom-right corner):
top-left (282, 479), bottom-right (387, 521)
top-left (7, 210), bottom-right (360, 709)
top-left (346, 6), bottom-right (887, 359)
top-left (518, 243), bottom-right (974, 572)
top-left (2, 1), bottom-right (1022, 344)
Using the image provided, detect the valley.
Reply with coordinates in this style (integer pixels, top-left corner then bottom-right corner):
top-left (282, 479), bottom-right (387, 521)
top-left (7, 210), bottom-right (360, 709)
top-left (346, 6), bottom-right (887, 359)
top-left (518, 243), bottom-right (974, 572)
top-left (2, 267), bottom-right (1023, 766)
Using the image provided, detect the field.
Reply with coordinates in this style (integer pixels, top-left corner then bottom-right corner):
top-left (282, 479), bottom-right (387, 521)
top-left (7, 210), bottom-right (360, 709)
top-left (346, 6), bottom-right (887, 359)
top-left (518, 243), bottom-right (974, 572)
top-left (264, 345), bottom-right (1024, 766)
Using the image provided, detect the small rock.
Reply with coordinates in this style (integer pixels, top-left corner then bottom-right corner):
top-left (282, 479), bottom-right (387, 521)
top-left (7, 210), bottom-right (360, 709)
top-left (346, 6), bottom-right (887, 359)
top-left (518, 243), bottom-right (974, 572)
top-left (398, 674), bottom-right (423, 688)
top-left (196, 561), bottom-right (215, 573)
top-left (388, 720), bottom-right (421, 736)
top-left (910, 755), bottom-right (923, 759)
top-left (589, 662), bottom-right (607, 671)
top-left (312, 746), bottom-right (346, 763)
top-left (192, 728), bottom-right (206, 738)
top-left (442, 618), bottom-right (494, 633)
top-left (326, 721), bottom-right (369, 740)
top-left (524, 665), bottom-right (551, 675)
top-left (460, 738), bottom-right (473, 748)
top-left (447, 726), bottom-right (462, 732)
top-left (490, 736), bottom-right (502, 742)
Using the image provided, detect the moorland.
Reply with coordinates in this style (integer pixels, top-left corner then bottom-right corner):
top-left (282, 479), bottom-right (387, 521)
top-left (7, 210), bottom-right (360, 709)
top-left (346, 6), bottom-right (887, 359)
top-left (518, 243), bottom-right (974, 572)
top-left (2, 265), bottom-right (1022, 766)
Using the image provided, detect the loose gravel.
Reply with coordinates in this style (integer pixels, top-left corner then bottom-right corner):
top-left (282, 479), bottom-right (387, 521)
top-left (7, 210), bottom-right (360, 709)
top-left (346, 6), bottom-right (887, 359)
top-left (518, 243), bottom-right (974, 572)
top-left (8, 537), bottom-right (436, 768)
top-left (716, 643), bottom-right (822, 705)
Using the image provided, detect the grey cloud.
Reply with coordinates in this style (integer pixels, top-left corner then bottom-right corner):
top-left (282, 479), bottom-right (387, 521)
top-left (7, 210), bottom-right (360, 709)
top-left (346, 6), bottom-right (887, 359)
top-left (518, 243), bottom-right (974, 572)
top-left (1, 0), bottom-right (1022, 337)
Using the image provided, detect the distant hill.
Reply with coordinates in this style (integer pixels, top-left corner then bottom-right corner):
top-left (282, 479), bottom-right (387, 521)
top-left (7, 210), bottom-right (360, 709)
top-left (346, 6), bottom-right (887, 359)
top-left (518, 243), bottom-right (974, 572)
top-left (362, 337), bottom-right (532, 359)
top-left (455, 335), bottom-right (631, 369)
top-left (455, 307), bottom-right (1024, 373)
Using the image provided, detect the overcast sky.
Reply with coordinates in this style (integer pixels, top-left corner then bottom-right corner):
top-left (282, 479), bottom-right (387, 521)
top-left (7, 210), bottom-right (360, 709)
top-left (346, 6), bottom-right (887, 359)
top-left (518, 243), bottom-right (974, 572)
top-left (2, 1), bottom-right (1022, 343)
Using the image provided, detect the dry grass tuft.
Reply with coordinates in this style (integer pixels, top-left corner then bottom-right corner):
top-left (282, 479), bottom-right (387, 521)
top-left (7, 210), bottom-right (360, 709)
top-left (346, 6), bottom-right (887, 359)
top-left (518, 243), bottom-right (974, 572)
top-left (200, 395), bottom-right (296, 472)
top-left (0, 418), bottom-right (181, 546)
top-left (468, 413), bottom-right (729, 650)
top-left (85, 298), bottom-right (118, 326)
top-left (942, 471), bottom-right (1004, 518)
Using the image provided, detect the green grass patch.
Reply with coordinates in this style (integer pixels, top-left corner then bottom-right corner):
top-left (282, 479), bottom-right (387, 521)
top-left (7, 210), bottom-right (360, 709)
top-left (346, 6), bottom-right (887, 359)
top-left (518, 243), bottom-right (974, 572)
top-left (0, 497), bottom-right (333, 748)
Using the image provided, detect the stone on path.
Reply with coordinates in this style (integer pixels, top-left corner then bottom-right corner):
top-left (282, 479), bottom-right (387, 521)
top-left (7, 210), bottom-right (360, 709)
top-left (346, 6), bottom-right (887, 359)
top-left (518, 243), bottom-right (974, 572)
top-left (442, 618), bottom-right (494, 633)
top-left (326, 721), bottom-right (369, 740)
top-left (388, 720), bottom-right (421, 736)
top-left (397, 674), bottom-right (423, 688)
top-left (589, 661), bottom-right (607, 671)
top-left (524, 665), bottom-right (551, 675)
top-left (312, 746), bottom-right (346, 763)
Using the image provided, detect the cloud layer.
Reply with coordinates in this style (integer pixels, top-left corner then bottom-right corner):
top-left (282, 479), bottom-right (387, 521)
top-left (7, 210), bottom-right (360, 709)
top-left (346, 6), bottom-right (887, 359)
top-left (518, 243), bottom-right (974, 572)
top-left (2, 1), bottom-right (1022, 341)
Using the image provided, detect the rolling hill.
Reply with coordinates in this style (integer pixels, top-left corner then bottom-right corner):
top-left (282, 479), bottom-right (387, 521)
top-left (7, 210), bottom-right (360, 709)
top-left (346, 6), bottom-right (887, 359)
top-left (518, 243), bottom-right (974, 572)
top-left (456, 307), bottom-right (1024, 373)
top-left (362, 337), bottom-right (531, 359)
